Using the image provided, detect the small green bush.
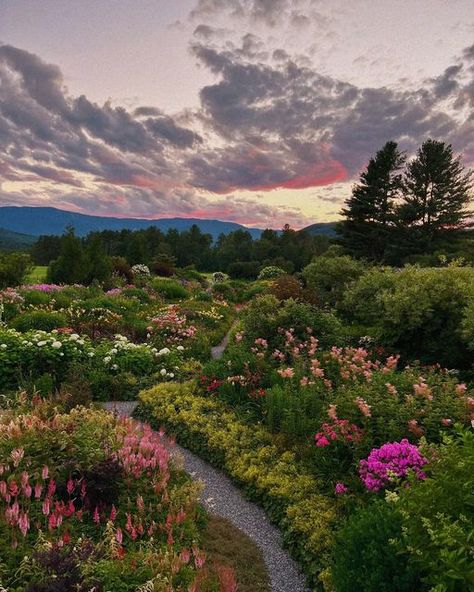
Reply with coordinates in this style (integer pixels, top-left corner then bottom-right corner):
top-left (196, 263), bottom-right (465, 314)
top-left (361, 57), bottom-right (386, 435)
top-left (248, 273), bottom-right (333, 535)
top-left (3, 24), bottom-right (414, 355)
top-left (150, 278), bottom-right (190, 300)
top-left (303, 255), bottom-right (366, 307)
top-left (332, 500), bottom-right (421, 592)
top-left (11, 310), bottom-right (68, 332)
top-left (258, 266), bottom-right (286, 280)
top-left (396, 428), bottom-right (474, 592)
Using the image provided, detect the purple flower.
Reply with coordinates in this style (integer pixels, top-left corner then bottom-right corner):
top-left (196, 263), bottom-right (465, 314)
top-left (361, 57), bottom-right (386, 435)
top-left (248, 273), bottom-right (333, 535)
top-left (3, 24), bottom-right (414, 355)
top-left (334, 482), bottom-right (348, 495)
top-left (359, 439), bottom-right (427, 492)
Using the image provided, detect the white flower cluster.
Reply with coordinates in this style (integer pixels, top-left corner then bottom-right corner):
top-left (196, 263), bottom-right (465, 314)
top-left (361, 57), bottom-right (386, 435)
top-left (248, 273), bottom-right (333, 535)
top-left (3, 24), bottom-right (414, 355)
top-left (101, 335), bottom-right (184, 377)
top-left (0, 329), bottom-right (94, 358)
top-left (131, 264), bottom-right (150, 277)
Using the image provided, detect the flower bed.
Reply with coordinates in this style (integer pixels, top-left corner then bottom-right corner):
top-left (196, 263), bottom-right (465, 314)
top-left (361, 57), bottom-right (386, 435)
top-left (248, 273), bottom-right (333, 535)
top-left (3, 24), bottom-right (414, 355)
top-left (0, 401), bottom-right (239, 591)
top-left (137, 381), bottom-right (339, 589)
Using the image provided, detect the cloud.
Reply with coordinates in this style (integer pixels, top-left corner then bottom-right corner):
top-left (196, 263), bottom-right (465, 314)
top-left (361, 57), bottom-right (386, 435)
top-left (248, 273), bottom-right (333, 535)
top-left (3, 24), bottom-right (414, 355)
top-left (189, 39), bottom-right (473, 190)
top-left (0, 36), bottom-right (472, 228)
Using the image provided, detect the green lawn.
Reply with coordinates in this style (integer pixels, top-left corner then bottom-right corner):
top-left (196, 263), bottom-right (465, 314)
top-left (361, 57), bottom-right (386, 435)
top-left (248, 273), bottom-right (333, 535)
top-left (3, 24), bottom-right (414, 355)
top-left (26, 266), bottom-right (48, 283)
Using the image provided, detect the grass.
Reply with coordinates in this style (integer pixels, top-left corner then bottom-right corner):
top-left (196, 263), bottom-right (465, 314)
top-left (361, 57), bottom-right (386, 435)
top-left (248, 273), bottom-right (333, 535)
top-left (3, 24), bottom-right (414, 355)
top-left (202, 515), bottom-right (270, 592)
top-left (26, 266), bottom-right (48, 283)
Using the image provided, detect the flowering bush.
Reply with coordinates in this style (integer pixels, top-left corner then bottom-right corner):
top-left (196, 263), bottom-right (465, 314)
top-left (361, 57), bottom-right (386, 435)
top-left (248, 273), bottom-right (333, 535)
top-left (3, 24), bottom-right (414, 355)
top-left (212, 271), bottom-right (228, 283)
top-left (148, 305), bottom-right (197, 345)
top-left (98, 334), bottom-right (183, 381)
top-left (258, 266), bottom-right (286, 280)
top-left (0, 403), bottom-right (234, 591)
top-left (359, 439), bottom-right (428, 492)
top-left (0, 329), bottom-right (94, 390)
top-left (131, 263), bottom-right (150, 277)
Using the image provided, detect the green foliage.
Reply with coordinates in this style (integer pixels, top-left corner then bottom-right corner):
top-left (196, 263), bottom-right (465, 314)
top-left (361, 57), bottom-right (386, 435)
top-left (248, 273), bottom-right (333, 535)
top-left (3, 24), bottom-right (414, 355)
top-left (11, 310), bottom-right (68, 332)
top-left (138, 382), bottom-right (339, 589)
top-left (258, 266), bottom-right (286, 280)
top-left (332, 500), bottom-right (420, 592)
top-left (344, 265), bottom-right (474, 368)
top-left (149, 278), bottom-right (190, 300)
top-left (0, 252), bottom-right (33, 288)
top-left (461, 298), bottom-right (474, 351)
top-left (396, 429), bottom-right (474, 592)
top-left (228, 260), bottom-right (260, 279)
top-left (242, 295), bottom-right (344, 350)
top-left (303, 255), bottom-right (366, 307)
top-left (47, 227), bottom-right (89, 285)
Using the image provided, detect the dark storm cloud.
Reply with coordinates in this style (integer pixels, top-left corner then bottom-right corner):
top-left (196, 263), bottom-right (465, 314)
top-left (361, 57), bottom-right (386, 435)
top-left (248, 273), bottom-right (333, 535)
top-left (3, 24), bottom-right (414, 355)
top-left (0, 44), bottom-right (200, 184)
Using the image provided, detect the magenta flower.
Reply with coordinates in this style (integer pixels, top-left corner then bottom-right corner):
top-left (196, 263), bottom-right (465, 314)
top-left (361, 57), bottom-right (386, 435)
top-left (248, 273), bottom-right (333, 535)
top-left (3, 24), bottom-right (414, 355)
top-left (359, 439), bottom-right (428, 492)
top-left (334, 482), bottom-right (348, 495)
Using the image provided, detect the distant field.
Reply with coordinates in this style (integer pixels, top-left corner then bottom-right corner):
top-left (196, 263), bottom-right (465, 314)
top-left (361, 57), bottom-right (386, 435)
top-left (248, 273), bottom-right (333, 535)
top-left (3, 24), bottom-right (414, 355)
top-left (26, 266), bottom-right (48, 283)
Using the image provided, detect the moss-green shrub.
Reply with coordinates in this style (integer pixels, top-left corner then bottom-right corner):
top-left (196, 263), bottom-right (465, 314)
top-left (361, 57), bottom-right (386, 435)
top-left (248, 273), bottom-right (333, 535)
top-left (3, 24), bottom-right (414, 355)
top-left (332, 501), bottom-right (421, 592)
top-left (11, 310), bottom-right (68, 332)
top-left (150, 278), bottom-right (190, 300)
top-left (342, 265), bottom-right (474, 368)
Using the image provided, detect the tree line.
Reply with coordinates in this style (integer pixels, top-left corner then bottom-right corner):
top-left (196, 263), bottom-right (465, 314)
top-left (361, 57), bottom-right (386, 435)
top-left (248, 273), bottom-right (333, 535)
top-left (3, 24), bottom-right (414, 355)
top-left (32, 224), bottom-right (332, 284)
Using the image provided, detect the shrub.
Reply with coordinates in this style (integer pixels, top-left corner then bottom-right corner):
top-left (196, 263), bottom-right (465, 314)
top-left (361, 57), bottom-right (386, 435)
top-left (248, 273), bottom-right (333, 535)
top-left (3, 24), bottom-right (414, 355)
top-left (359, 439), bottom-right (428, 492)
top-left (212, 271), bottom-right (228, 283)
top-left (395, 428), bottom-right (474, 592)
top-left (150, 259), bottom-right (175, 277)
top-left (258, 266), bottom-right (286, 280)
top-left (269, 275), bottom-right (303, 301)
top-left (0, 252), bottom-right (33, 288)
top-left (302, 255), bottom-right (366, 307)
top-left (461, 297), bottom-right (474, 351)
top-left (343, 265), bottom-right (474, 368)
top-left (0, 329), bottom-right (94, 390)
top-left (131, 263), bottom-right (150, 277)
top-left (150, 278), bottom-right (190, 300)
top-left (12, 310), bottom-right (69, 332)
top-left (331, 501), bottom-right (421, 592)
top-left (241, 295), bottom-right (345, 350)
top-left (228, 261), bottom-right (260, 279)
top-left (111, 256), bottom-right (133, 283)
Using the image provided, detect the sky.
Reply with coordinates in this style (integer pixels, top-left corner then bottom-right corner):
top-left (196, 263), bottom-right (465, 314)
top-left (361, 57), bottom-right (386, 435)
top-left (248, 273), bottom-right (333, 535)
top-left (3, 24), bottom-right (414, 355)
top-left (0, 0), bottom-right (473, 229)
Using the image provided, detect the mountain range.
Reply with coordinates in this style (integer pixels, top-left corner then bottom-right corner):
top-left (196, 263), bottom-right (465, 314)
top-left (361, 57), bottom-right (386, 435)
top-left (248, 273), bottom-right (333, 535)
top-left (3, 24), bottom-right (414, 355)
top-left (0, 206), bottom-right (336, 245)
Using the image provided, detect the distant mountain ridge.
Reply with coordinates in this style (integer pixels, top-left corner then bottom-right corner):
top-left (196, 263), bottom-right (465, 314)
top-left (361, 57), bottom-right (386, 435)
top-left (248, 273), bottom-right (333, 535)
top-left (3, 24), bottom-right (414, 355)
top-left (0, 206), bottom-right (264, 240)
top-left (302, 222), bottom-right (337, 236)
top-left (0, 228), bottom-right (36, 251)
top-left (0, 206), bottom-right (337, 241)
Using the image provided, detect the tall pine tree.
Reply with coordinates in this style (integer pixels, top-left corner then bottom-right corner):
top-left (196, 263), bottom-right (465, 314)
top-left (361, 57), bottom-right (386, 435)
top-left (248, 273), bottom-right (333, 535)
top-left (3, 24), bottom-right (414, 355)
top-left (338, 141), bottom-right (405, 260)
top-left (399, 139), bottom-right (472, 249)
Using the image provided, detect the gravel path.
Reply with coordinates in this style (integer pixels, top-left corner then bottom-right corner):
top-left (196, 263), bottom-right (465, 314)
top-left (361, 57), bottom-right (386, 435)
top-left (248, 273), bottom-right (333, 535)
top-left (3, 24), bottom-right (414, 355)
top-left (210, 323), bottom-right (236, 360)
top-left (101, 399), bottom-right (311, 592)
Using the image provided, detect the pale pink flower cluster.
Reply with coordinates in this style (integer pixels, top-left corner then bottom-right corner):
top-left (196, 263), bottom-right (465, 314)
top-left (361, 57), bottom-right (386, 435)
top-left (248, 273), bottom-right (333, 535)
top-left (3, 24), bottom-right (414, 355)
top-left (149, 305), bottom-right (197, 343)
top-left (355, 396), bottom-right (372, 417)
top-left (413, 378), bottom-right (433, 400)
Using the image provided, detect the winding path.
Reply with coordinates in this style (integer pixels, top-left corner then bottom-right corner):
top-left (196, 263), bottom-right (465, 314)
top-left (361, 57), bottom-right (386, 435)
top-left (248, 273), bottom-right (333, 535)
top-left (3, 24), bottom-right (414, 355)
top-left (102, 328), bottom-right (311, 592)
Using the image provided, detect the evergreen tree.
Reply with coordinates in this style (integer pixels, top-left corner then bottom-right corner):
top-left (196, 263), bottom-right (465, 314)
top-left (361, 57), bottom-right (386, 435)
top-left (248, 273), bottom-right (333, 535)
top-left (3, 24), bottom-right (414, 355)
top-left (47, 227), bottom-right (88, 284)
top-left (399, 139), bottom-right (473, 248)
top-left (338, 141), bottom-right (405, 260)
top-left (85, 234), bottom-right (112, 284)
